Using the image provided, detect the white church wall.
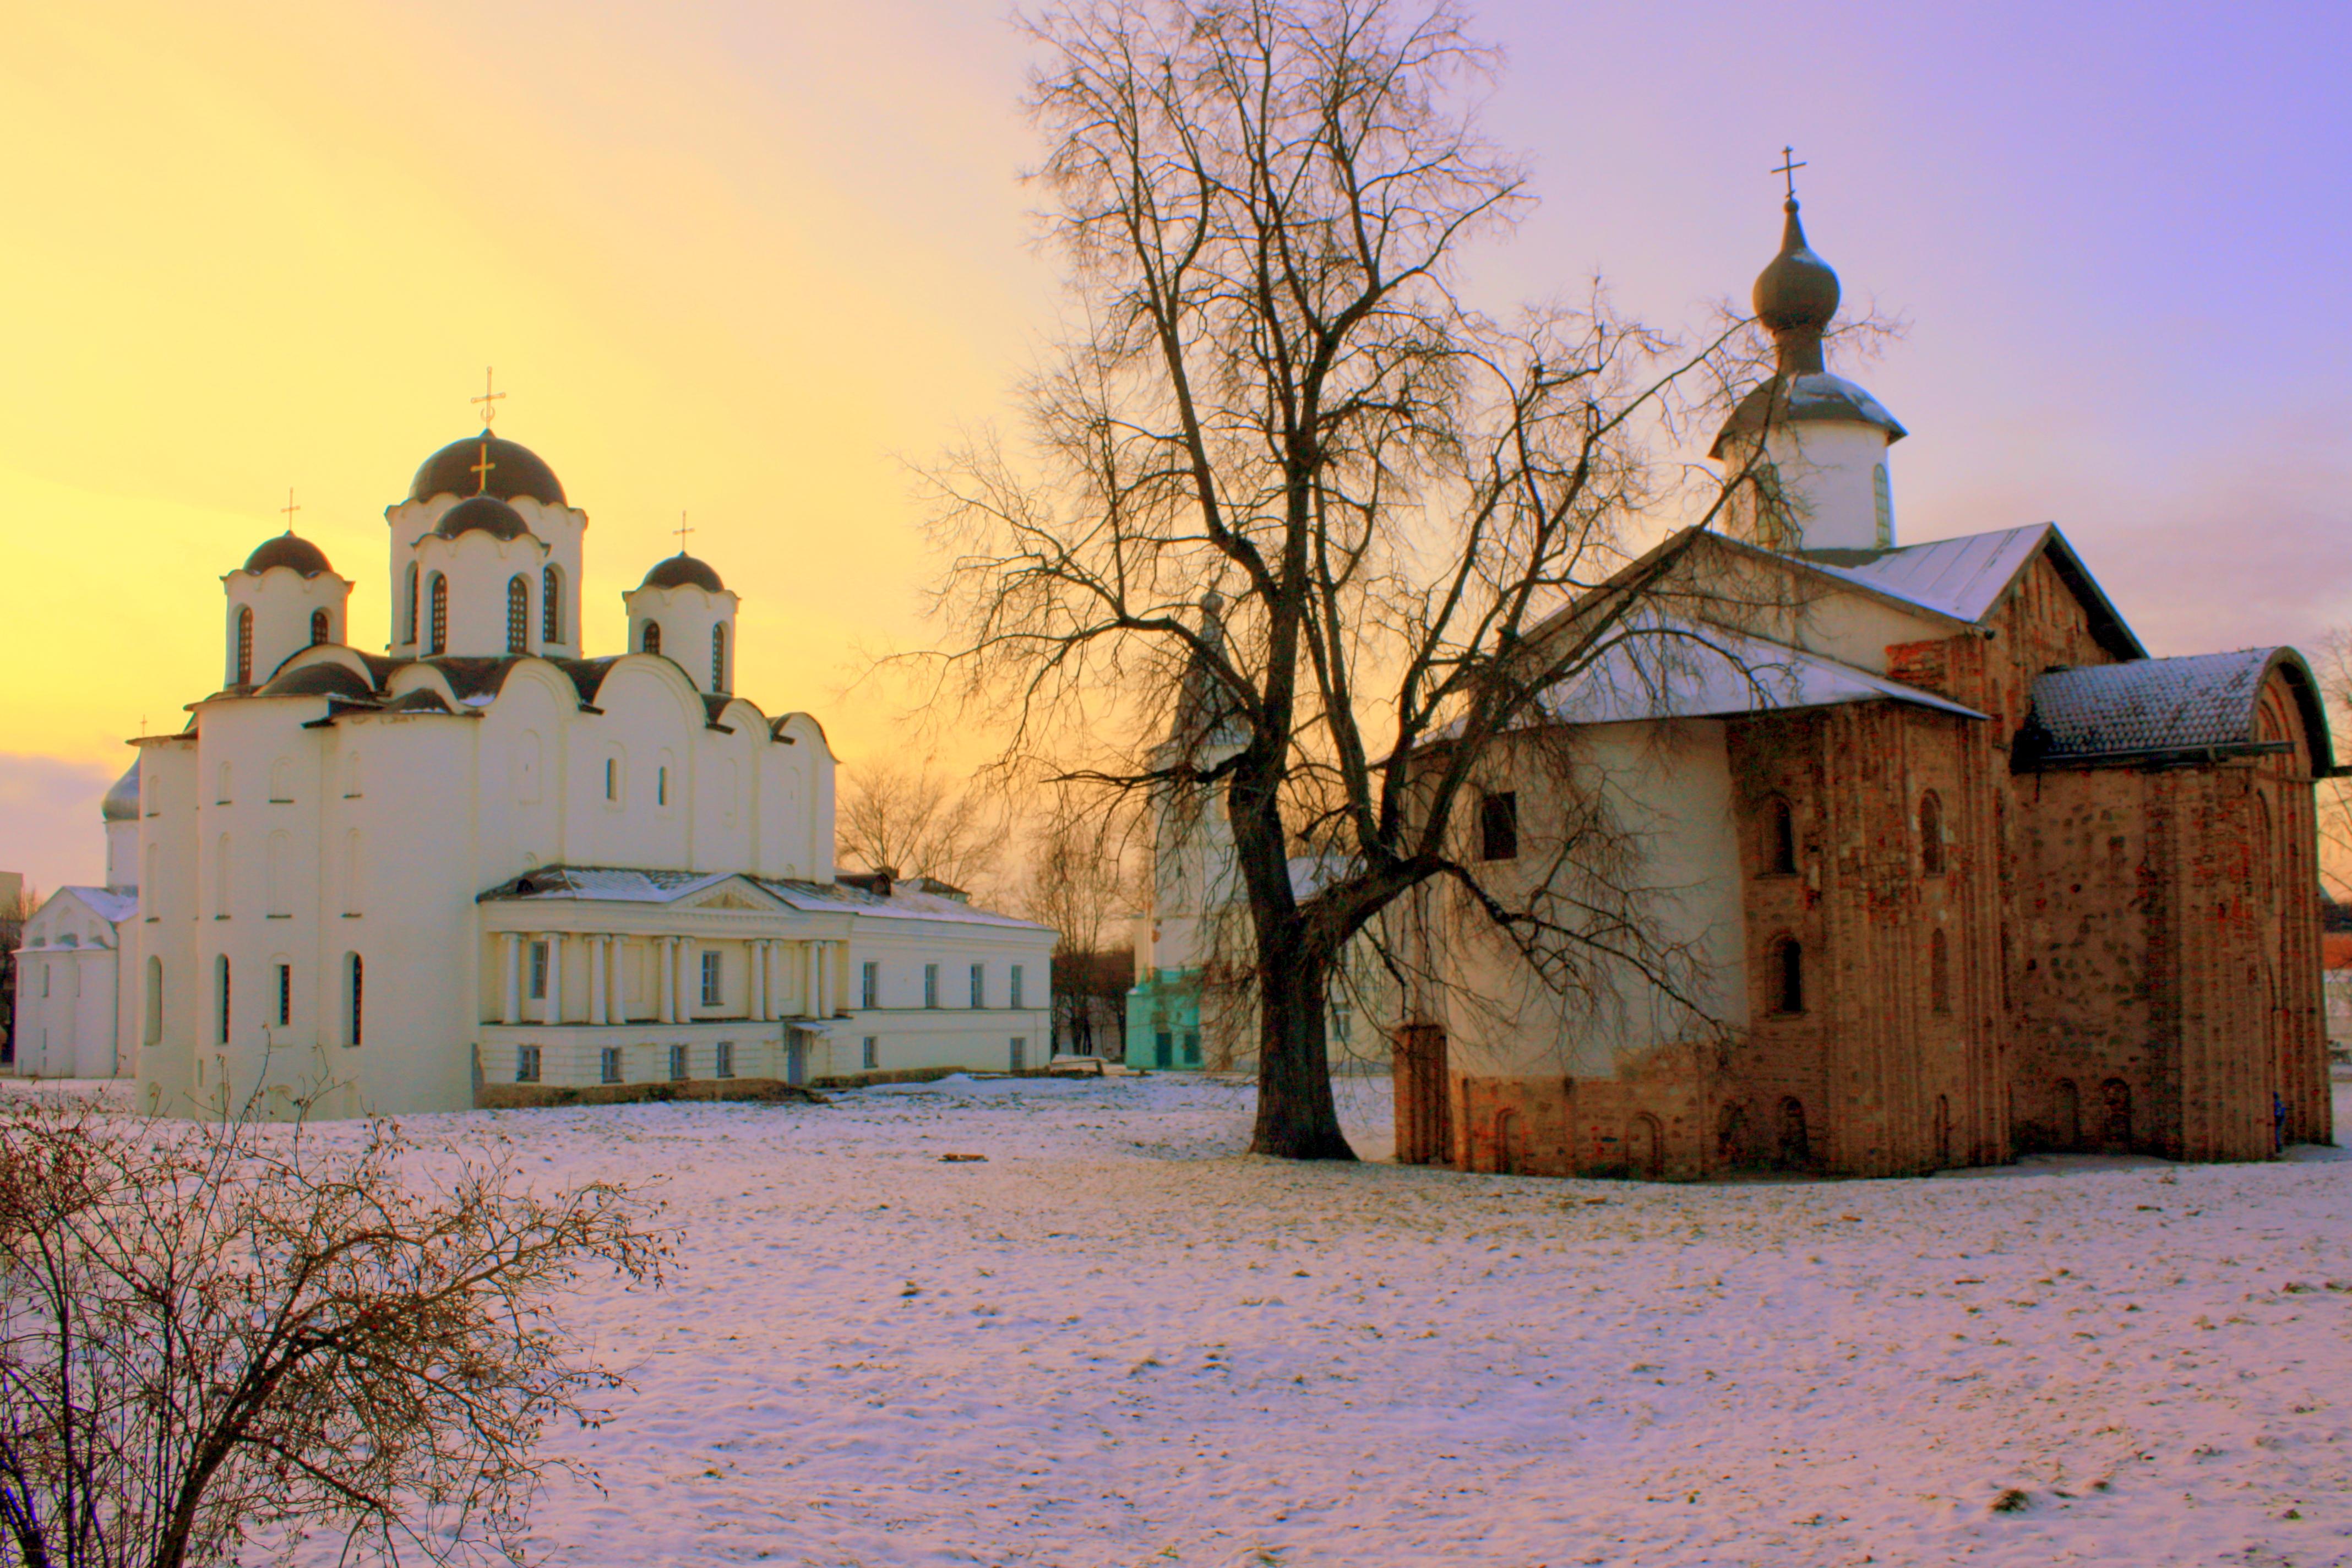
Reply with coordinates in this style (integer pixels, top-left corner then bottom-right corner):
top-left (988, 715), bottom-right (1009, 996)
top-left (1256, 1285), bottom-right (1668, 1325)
top-left (565, 660), bottom-right (706, 870)
top-left (223, 566), bottom-right (351, 689)
top-left (134, 736), bottom-right (199, 1110)
top-left (508, 498), bottom-right (587, 658)
top-left (411, 530), bottom-right (552, 658)
top-left (1439, 719), bottom-right (1748, 1083)
top-left (12, 894), bottom-right (127, 1078)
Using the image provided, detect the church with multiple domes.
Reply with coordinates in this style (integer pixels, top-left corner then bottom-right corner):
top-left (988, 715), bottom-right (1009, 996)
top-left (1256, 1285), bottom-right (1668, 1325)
top-left (10, 424), bottom-right (1055, 1115)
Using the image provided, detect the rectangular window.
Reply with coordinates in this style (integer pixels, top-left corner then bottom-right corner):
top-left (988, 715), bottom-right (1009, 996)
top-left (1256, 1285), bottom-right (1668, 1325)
top-left (700, 950), bottom-right (722, 1008)
top-left (276, 962), bottom-right (291, 1027)
top-left (715, 1041), bottom-right (734, 1079)
top-left (657, 767), bottom-right (668, 807)
top-left (1010, 965), bottom-right (1025, 1010)
top-left (1182, 1031), bottom-right (1201, 1065)
top-left (1155, 1031), bottom-right (1173, 1069)
top-left (516, 1045), bottom-right (541, 1084)
top-left (346, 955), bottom-right (363, 1047)
top-left (1010, 1037), bottom-right (1027, 1071)
top-left (1331, 1006), bottom-right (1352, 1043)
top-left (923, 964), bottom-right (939, 1009)
top-left (668, 1043), bottom-right (689, 1081)
top-left (861, 1035), bottom-right (878, 1070)
top-left (218, 957), bottom-right (231, 1044)
top-left (600, 1046), bottom-right (622, 1085)
top-left (1478, 790), bottom-right (1519, 862)
top-left (528, 941), bottom-right (549, 1000)
top-left (970, 962), bottom-right (984, 1009)
top-left (861, 961), bottom-right (879, 1009)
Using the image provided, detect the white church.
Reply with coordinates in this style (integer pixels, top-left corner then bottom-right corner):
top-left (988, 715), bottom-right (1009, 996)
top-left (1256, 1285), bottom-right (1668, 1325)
top-left (9, 422), bottom-right (1057, 1117)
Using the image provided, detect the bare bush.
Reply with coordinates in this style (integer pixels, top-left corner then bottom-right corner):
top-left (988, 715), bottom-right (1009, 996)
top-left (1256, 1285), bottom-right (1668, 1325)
top-left (0, 1097), bottom-right (667, 1568)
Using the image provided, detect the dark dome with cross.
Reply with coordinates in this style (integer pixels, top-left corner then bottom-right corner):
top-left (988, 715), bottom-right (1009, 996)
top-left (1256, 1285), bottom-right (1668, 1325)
top-left (409, 435), bottom-right (567, 507)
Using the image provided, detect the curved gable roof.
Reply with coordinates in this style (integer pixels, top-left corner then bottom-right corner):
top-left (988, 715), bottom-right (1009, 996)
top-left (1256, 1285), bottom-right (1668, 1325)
top-left (2016, 648), bottom-right (2335, 774)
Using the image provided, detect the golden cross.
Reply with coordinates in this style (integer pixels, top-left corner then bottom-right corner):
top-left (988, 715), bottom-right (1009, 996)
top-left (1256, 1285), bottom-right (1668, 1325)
top-left (279, 487), bottom-right (300, 533)
top-left (1772, 145), bottom-right (1807, 202)
top-left (471, 439), bottom-right (496, 494)
top-left (674, 511), bottom-right (694, 552)
top-left (471, 366), bottom-right (505, 428)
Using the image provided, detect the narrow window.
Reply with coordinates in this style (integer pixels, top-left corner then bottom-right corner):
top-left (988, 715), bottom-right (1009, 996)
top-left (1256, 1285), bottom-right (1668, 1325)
top-left (542, 565), bottom-right (563, 643)
top-left (506, 576), bottom-right (529, 654)
top-left (1009, 1037), bottom-right (1027, 1071)
top-left (1010, 965), bottom-right (1025, 1009)
top-left (715, 1040), bottom-right (734, 1079)
top-left (528, 940), bottom-right (548, 1000)
top-left (668, 1043), bottom-right (689, 1081)
top-left (700, 950), bottom-right (722, 1008)
top-left (276, 962), bottom-right (291, 1026)
top-left (711, 624), bottom-right (727, 693)
top-left (343, 752), bottom-right (362, 799)
top-left (235, 607), bottom-right (254, 685)
top-left (862, 1036), bottom-right (878, 1070)
top-left (861, 961), bottom-right (879, 1009)
top-left (1772, 937), bottom-right (1804, 1015)
top-left (1872, 462), bottom-right (1894, 547)
top-left (1332, 1003), bottom-right (1352, 1042)
top-left (970, 962), bottom-right (984, 1008)
top-left (642, 620), bottom-right (662, 656)
top-left (1919, 792), bottom-right (1946, 876)
top-left (1929, 928), bottom-right (1951, 1015)
top-left (216, 955), bottom-right (232, 1043)
top-left (1767, 797), bottom-right (1797, 874)
top-left (41, 963), bottom-right (50, 999)
top-left (428, 574), bottom-right (448, 655)
top-left (657, 767), bottom-right (668, 808)
top-left (347, 954), bottom-right (363, 1046)
top-left (923, 963), bottom-right (939, 1009)
top-left (144, 956), bottom-right (163, 1046)
top-left (601, 1046), bottom-right (622, 1085)
top-left (1478, 790), bottom-right (1518, 862)
top-left (405, 562), bottom-right (420, 644)
top-left (306, 608), bottom-right (328, 646)
top-left (604, 758), bottom-right (618, 802)
top-left (517, 1044), bottom-right (542, 1084)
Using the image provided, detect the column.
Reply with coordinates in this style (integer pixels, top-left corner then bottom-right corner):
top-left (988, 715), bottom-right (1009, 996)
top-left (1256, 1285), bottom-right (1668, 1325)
top-left (501, 933), bottom-right (520, 1025)
top-left (804, 943), bottom-right (820, 1017)
top-left (657, 937), bottom-right (674, 1024)
top-left (544, 933), bottom-right (565, 1025)
top-left (749, 940), bottom-right (766, 1022)
top-left (589, 936), bottom-right (607, 1027)
top-left (676, 939), bottom-right (693, 1020)
top-left (607, 935), bottom-right (624, 1023)
top-left (817, 941), bottom-right (834, 1017)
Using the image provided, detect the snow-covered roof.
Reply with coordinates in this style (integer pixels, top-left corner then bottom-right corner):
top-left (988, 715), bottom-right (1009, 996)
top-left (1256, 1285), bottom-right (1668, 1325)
top-left (475, 865), bottom-right (1052, 930)
top-left (28, 885), bottom-right (138, 935)
top-left (1798, 524), bottom-right (2144, 660)
top-left (1538, 619), bottom-right (1985, 727)
top-left (2016, 649), bottom-right (2333, 771)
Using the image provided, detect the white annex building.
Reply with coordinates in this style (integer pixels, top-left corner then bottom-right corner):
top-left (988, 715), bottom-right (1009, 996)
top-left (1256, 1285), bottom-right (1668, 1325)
top-left (11, 423), bottom-right (1055, 1116)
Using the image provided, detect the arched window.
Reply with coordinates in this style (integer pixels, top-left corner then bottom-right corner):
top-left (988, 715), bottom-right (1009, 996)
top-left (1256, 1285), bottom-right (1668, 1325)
top-left (642, 620), bottom-right (662, 656)
top-left (1919, 791), bottom-right (1946, 876)
top-left (2054, 1077), bottom-right (2082, 1148)
top-left (1766, 796), bottom-right (1796, 874)
top-left (216, 954), bottom-right (231, 1044)
top-left (1771, 936), bottom-right (1804, 1015)
top-left (428, 574), bottom-right (448, 655)
top-left (506, 576), bottom-right (529, 654)
top-left (235, 607), bottom-right (254, 685)
top-left (346, 953), bottom-right (364, 1047)
top-left (1716, 1101), bottom-right (1749, 1166)
top-left (542, 565), bottom-right (564, 643)
top-left (1872, 462), bottom-right (1893, 547)
top-left (405, 562), bottom-right (420, 644)
top-left (711, 623), bottom-right (727, 693)
top-left (1776, 1096), bottom-right (1810, 1166)
top-left (1929, 928), bottom-right (1951, 1015)
top-left (309, 608), bottom-right (329, 646)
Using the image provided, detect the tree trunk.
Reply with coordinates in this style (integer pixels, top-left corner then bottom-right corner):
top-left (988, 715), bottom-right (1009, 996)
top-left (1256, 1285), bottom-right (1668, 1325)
top-left (1247, 922), bottom-right (1355, 1161)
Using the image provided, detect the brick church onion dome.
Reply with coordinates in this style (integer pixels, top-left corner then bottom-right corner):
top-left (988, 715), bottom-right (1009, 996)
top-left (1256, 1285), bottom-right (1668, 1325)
top-left (409, 435), bottom-right (566, 505)
top-left (100, 758), bottom-right (140, 823)
top-left (640, 553), bottom-right (725, 592)
top-left (242, 532), bottom-right (334, 576)
top-left (433, 494), bottom-right (534, 542)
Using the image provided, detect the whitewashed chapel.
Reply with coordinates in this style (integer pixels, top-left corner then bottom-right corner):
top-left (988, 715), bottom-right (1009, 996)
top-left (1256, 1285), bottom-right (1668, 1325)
top-left (13, 421), bottom-right (1055, 1115)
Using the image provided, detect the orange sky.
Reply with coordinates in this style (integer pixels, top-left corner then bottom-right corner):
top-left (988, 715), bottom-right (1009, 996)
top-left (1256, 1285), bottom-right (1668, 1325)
top-left (0, 0), bottom-right (1052, 808)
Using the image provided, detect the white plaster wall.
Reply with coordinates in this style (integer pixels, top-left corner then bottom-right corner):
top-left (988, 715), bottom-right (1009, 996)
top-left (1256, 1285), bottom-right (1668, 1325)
top-left (222, 567), bottom-right (352, 687)
top-left (410, 531), bottom-right (553, 658)
top-left (12, 897), bottom-right (123, 1078)
top-left (624, 581), bottom-right (738, 694)
top-left (1723, 421), bottom-right (1893, 555)
top-left (1439, 720), bottom-right (1749, 1081)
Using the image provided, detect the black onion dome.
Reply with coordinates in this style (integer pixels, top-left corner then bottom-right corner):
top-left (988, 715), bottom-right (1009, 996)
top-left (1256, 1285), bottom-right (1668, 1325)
top-left (1754, 199), bottom-right (1841, 336)
top-left (244, 532), bottom-right (333, 576)
top-left (435, 494), bottom-right (533, 542)
top-left (258, 661), bottom-right (375, 700)
top-left (640, 553), bottom-right (725, 592)
top-left (409, 435), bottom-right (566, 505)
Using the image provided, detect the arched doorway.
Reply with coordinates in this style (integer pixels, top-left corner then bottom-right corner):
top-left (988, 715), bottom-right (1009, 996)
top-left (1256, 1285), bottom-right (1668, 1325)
top-left (2054, 1079), bottom-right (2082, 1151)
top-left (1932, 1095), bottom-right (1953, 1168)
top-left (1493, 1108), bottom-right (1519, 1177)
top-left (1625, 1113), bottom-right (1664, 1180)
top-left (1776, 1097), bottom-right (1810, 1168)
top-left (2099, 1078), bottom-right (2133, 1151)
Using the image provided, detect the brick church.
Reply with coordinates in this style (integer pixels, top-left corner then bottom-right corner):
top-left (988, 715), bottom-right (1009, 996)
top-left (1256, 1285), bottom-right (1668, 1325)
top-left (1393, 192), bottom-right (2334, 1179)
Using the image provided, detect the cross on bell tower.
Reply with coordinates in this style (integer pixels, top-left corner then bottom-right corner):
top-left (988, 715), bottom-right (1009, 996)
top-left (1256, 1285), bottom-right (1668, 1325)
top-left (674, 511), bottom-right (694, 554)
top-left (1771, 145), bottom-right (1807, 203)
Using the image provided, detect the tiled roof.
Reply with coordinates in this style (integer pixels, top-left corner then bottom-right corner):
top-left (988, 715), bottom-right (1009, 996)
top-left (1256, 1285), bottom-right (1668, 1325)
top-left (2016, 649), bottom-right (2305, 769)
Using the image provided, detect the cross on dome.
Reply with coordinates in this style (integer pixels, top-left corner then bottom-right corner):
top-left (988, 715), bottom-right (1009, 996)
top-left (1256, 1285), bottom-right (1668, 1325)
top-left (470, 440), bottom-right (496, 495)
top-left (279, 487), bottom-right (300, 534)
top-left (471, 366), bottom-right (505, 429)
top-left (674, 511), bottom-right (694, 553)
top-left (1771, 145), bottom-right (1807, 203)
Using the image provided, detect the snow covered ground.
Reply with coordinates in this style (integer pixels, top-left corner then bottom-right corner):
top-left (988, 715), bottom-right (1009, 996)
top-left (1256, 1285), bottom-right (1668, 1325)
top-left (33, 1073), bottom-right (2352, 1565)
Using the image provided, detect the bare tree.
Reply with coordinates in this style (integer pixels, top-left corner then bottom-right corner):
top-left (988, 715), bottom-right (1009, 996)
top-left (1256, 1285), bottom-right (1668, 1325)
top-left (2311, 629), bottom-right (2352, 902)
top-left (1021, 788), bottom-right (1142, 1055)
top-left (922, 0), bottom-right (1774, 1157)
top-left (834, 760), bottom-right (1006, 895)
top-left (0, 1096), bottom-right (667, 1568)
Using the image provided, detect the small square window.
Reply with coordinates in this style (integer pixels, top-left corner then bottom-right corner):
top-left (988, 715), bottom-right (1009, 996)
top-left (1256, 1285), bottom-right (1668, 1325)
top-left (517, 1045), bottom-right (541, 1084)
top-left (714, 1041), bottom-right (734, 1079)
top-left (599, 1046), bottom-right (622, 1085)
top-left (862, 1035), bottom-right (878, 1070)
top-left (669, 1043), bottom-right (689, 1081)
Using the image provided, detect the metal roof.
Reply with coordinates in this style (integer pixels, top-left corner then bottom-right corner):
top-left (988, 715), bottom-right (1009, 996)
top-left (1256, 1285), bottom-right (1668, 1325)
top-left (2015, 648), bottom-right (2333, 771)
top-left (1799, 524), bottom-right (2145, 660)
top-left (1537, 617), bottom-right (1986, 727)
top-left (475, 865), bottom-right (1051, 929)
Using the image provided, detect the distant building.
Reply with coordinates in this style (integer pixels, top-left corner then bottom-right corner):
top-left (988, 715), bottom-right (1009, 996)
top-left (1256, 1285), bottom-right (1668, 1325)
top-left (1394, 193), bottom-right (2334, 1178)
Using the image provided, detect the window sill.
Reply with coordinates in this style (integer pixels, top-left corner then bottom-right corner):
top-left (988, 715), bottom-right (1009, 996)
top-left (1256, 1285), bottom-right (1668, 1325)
top-left (266, 913), bottom-right (291, 920)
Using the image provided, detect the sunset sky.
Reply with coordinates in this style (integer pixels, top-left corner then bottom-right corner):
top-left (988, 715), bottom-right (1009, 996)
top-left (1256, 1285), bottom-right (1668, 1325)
top-left (3, 0), bottom-right (2346, 894)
